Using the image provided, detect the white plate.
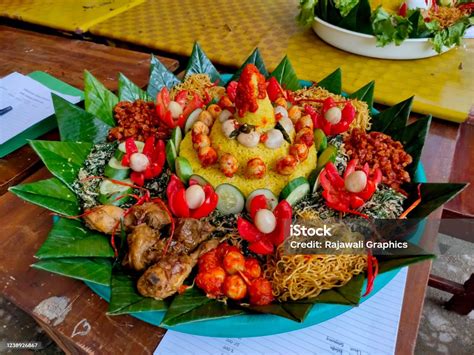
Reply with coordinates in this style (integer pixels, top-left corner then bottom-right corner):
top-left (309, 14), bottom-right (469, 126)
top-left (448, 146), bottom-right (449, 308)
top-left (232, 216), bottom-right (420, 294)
top-left (312, 16), bottom-right (453, 60)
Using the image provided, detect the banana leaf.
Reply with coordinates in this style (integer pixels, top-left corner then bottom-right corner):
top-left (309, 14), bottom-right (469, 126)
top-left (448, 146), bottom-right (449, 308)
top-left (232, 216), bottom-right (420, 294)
top-left (32, 258), bottom-right (112, 286)
top-left (371, 96), bottom-right (414, 140)
top-left (9, 178), bottom-right (79, 216)
top-left (270, 56), bottom-right (302, 91)
top-left (35, 218), bottom-right (114, 259)
top-left (185, 42), bottom-right (221, 84)
top-left (348, 81), bottom-right (375, 112)
top-left (161, 287), bottom-right (243, 326)
top-left (402, 115), bottom-right (432, 178)
top-left (53, 94), bottom-right (112, 144)
top-left (29, 140), bottom-right (92, 189)
top-left (118, 73), bottom-right (153, 102)
top-left (231, 48), bottom-right (269, 82)
top-left (108, 269), bottom-right (168, 315)
top-left (147, 54), bottom-right (181, 98)
top-left (84, 70), bottom-right (118, 126)
top-left (317, 68), bottom-right (342, 95)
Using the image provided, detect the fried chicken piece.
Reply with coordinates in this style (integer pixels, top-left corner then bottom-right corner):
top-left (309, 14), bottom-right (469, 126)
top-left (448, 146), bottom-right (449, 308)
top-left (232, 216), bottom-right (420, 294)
top-left (83, 205), bottom-right (124, 235)
top-left (124, 202), bottom-right (172, 230)
top-left (166, 218), bottom-right (215, 255)
top-left (125, 224), bottom-right (162, 272)
top-left (137, 239), bottom-right (219, 299)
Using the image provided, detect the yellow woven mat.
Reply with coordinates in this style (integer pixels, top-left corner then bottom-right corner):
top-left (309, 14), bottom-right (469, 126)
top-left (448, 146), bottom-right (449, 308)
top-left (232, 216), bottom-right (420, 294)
top-left (0, 0), bottom-right (145, 33)
top-left (89, 0), bottom-right (472, 122)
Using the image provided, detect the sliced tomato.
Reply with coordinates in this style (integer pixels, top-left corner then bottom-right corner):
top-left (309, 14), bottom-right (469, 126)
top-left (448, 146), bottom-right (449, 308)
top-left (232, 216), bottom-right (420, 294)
top-left (169, 189), bottom-right (190, 218)
top-left (237, 218), bottom-right (264, 243)
top-left (249, 238), bottom-right (274, 255)
top-left (249, 195), bottom-right (268, 220)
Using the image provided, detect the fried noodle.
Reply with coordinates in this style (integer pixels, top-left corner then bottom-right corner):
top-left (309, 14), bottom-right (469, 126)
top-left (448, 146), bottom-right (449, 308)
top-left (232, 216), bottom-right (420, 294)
top-left (170, 74), bottom-right (225, 102)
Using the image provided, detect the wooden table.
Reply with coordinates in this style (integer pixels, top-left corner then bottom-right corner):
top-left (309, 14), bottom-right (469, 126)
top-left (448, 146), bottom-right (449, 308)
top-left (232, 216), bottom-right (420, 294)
top-left (0, 24), bottom-right (472, 355)
top-left (0, 25), bottom-right (179, 195)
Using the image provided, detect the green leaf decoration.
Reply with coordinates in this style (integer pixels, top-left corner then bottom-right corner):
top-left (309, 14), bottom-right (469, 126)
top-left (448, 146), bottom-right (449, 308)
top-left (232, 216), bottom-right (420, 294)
top-left (270, 56), bottom-right (302, 91)
top-left (161, 287), bottom-right (211, 325)
top-left (108, 269), bottom-right (167, 315)
top-left (162, 289), bottom-right (243, 326)
top-left (378, 255), bottom-right (434, 274)
top-left (403, 183), bottom-right (467, 219)
top-left (185, 42), bottom-right (221, 83)
top-left (29, 140), bottom-right (92, 189)
top-left (36, 218), bottom-right (114, 259)
top-left (147, 54), bottom-right (181, 98)
top-left (348, 81), bottom-right (375, 112)
top-left (53, 94), bottom-right (112, 143)
top-left (402, 115), bottom-right (432, 178)
top-left (9, 178), bottom-right (79, 216)
top-left (84, 70), bottom-right (118, 126)
top-left (371, 96), bottom-right (414, 140)
top-left (318, 68), bottom-right (342, 95)
top-left (241, 303), bottom-right (302, 322)
top-left (231, 48), bottom-right (269, 81)
top-left (118, 73), bottom-right (153, 102)
top-left (32, 258), bottom-right (112, 286)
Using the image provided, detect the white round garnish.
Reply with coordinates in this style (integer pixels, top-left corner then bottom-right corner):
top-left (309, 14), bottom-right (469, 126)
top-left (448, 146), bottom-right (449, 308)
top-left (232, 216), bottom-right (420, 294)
top-left (237, 131), bottom-right (260, 148)
top-left (345, 171), bottom-right (368, 193)
top-left (222, 119), bottom-right (238, 138)
top-left (255, 209), bottom-right (277, 234)
top-left (324, 106), bottom-right (342, 124)
top-left (218, 109), bottom-right (233, 122)
top-left (274, 106), bottom-right (289, 118)
top-left (265, 129), bottom-right (284, 149)
top-left (129, 153), bottom-right (149, 172)
top-left (279, 117), bottom-right (294, 134)
top-left (406, 0), bottom-right (431, 10)
top-left (168, 101), bottom-right (183, 119)
top-left (185, 185), bottom-right (206, 209)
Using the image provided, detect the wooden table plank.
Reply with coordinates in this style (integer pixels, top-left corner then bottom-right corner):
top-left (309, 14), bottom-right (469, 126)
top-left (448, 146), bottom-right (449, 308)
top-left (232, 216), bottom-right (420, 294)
top-left (0, 25), bottom-right (179, 196)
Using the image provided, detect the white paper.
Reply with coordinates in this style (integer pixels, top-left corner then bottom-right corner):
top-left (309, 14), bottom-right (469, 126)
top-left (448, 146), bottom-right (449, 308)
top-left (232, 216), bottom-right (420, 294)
top-left (155, 268), bottom-right (408, 355)
top-left (0, 72), bottom-right (81, 144)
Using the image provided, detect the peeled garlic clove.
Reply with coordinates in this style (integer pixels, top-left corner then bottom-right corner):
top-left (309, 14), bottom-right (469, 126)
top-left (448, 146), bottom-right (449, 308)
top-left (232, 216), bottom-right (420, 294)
top-left (255, 209), bottom-right (277, 234)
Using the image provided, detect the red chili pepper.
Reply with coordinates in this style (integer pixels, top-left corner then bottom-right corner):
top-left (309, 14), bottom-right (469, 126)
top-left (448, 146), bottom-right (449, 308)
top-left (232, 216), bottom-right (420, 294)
top-left (248, 238), bottom-right (274, 255)
top-left (270, 200), bottom-right (292, 245)
top-left (266, 77), bottom-right (287, 102)
top-left (363, 250), bottom-right (378, 297)
top-left (121, 138), bottom-right (138, 166)
top-left (130, 171), bottom-right (145, 187)
top-left (174, 90), bottom-right (188, 107)
top-left (167, 174), bottom-right (185, 197)
top-left (249, 195), bottom-right (268, 220)
top-left (399, 2), bottom-right (408, 17)
top-left (237, 217), bottom-right (264, 243)
top-left (226, 81), bottom-right (238, 102)
top-left (169, 188), bottom-right (190, 218)
top-left (189, 185), bottom-right (218, 219)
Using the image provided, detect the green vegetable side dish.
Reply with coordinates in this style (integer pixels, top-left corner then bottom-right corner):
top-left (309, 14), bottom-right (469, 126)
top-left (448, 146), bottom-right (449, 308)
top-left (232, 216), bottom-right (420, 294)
top-left (297, 0), bottom-right (473, 52)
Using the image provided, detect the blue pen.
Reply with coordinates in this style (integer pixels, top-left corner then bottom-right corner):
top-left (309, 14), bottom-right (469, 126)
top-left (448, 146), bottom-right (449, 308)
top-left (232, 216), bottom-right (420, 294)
top-left (0, 106), bottom-right (12, 115)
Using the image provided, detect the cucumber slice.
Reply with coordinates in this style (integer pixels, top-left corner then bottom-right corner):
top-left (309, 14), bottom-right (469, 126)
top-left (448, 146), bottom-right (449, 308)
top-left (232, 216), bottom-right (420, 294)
top-left (316, 144), bottom-right (338, 171)
top-left (98, 179), bottom-right (132, 206)
top-left (114, 141), bottom-right (145, 160)
top-left (175, 156), bottom-right (193, 184)
top-left (313, 129), bottom-right (327, 153)
top-left (216, 184), bottom-right (245, 215)
top-left (245, 189), bottom-right (278, 212)
top-left (166, 140), bottom-right (177, 172)
top-left (280, 177), bottom-right (310, 206)
top-left (189, 174), bottom-right (210, 186)
top-left (308, 169), bottom-right (321, 194)
top-left (104, 157), bottom-right (130, 180)
top-left (184, 108), bottom-right (203, 133)
top-left (171, 127), bottom-right (183, 154)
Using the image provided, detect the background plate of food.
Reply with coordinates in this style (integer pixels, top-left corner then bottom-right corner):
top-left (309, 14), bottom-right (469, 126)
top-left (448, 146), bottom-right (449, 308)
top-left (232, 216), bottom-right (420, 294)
top-left (299, 0), bottom-right (474, 59)
top-left (10, 44), bottom-right (466, 337)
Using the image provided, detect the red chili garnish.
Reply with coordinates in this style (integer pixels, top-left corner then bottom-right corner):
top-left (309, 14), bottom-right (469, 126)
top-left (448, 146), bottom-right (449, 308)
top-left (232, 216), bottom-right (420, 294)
top-left (304, 98), bottom-right (356, 136)
top-left (235, 64), bottom-right (267, 117)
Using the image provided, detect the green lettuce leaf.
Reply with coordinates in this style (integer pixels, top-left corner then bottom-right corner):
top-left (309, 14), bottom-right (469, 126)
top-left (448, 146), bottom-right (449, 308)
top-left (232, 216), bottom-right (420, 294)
top-left (334, 0), bottom-right (359, 17)
top-left (297, 0), bottom-right (318, 26)
top-left (29, 140), bottom-right (92, 189)
top-left (371, 6), bottom-right (413, 46)
top-left (53, 94), bottom-right (112, 144)
top-left (32, 258), bottom-right (112, 286)
top-left (9, 178), bottom-right (79, 216)
top-left (36, 218), bottom-right (114, 259)
top-left (430, 18), bottom-right (470, 53)
top-left (84, 70), bottom-right (118, 126)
